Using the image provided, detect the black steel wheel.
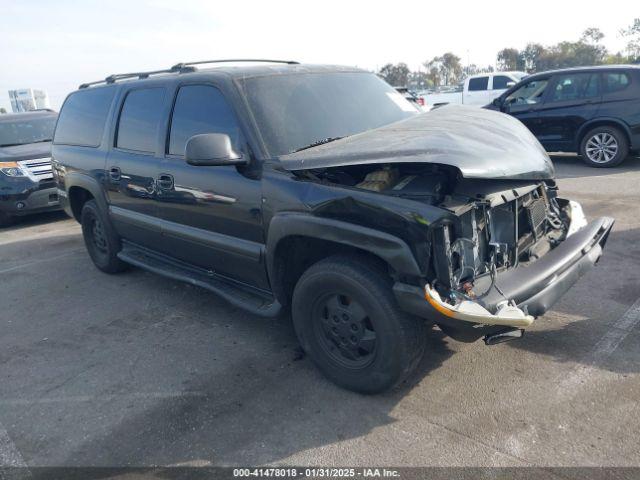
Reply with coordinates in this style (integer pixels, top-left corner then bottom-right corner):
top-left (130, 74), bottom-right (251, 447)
top-left (292, 255), bottom-right (425, 393)
top-left (81, 200), bottom-right (128, 274)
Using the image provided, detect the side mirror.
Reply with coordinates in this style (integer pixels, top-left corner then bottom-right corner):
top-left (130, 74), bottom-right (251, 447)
top-left (185, 133), bottom-right (246, 166)
top-left (492, 97), bottom-right (503, 107)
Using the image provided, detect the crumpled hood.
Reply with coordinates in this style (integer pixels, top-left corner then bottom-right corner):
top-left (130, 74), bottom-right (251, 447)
top-left (280, 105), bottom-right (555, 180)
top-left (0, 141), bottom-right (52, 161)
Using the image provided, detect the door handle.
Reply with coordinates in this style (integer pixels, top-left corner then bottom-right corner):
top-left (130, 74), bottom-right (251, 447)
top-left (157, 173), bottom-right (174, 190)
top-left (109, 166), bottom-right (121, 181)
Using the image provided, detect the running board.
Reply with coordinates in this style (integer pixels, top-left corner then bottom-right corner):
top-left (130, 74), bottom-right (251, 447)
top-left (118, 242), bottom-right (281, 317)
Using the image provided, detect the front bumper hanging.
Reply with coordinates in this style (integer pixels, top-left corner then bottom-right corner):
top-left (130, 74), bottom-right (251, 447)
top-left (394, 215), bottom-right (614, 342)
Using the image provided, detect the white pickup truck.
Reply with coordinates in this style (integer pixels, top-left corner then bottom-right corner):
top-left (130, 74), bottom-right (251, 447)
top-left (421, 71), bottom-right (527, 108)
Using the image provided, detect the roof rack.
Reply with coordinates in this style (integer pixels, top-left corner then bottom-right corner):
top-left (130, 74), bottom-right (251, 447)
top-left (170, 59), bottom-right (300, 70)
top-left (78, 59), bottom-right (300, 89)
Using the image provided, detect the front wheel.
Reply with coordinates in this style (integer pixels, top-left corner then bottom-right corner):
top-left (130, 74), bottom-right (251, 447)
top-left (580, 126), bottom-right (629, 168)
top-left (292, 255), bottom-right (425, 393)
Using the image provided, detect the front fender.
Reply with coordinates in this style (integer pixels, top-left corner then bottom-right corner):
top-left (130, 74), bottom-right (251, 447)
top-left (265, 212), bottom-right (423, 283)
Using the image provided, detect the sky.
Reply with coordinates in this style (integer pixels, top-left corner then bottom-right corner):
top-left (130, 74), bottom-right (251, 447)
top-left (1, 0), bottom-right (637, 111)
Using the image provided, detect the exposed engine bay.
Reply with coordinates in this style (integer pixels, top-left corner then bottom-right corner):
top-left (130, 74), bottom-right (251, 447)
top-left (298, 162), bottom-right (579, 316)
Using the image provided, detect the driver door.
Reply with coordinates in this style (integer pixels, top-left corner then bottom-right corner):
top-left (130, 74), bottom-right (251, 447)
top-left (502, 77), bottom-right (551, 139)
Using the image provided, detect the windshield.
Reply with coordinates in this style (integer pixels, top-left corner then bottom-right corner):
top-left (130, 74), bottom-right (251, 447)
top-left (239, 72), bottom-right (420, 156)
top-left (0, 116), bottom-right (57, 147)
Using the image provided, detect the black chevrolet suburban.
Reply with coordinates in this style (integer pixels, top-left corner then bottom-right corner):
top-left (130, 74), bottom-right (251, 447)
top-left (52, 60), bottom-right (613, 393)
top-left (488, 65), bottom-right (640, 167)
top-left (0, 110), bottom-right (60, 226)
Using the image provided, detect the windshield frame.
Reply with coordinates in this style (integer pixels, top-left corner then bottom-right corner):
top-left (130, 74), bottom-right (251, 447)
top-left (0, 114), bottom-right (58, 147)
top-left (236, 71), bottom-right (420, 158)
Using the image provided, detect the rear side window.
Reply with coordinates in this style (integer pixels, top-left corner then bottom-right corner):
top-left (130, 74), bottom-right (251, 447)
top-left (468, 77), bottom-right (489, 91)
top-left (116, 88), bottom-right (166, 153)
top-left (492, 75), bottom-right (513, 90)
top-left (54, 87), bottom-right (115, 147)
top-left (168, 85), bottom-right (241, 156)
top-left (550, 73), bottom-right (599, 102)
top-left (603, 72), bottom-right (630, 94)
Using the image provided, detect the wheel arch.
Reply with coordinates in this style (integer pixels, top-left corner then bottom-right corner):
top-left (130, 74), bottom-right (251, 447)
top-left (265, 213), bottom-right (423, 306)
top-left (577, 118), bottom-right (632, 151)
top-left (65, 172), bottom-right (108, 222)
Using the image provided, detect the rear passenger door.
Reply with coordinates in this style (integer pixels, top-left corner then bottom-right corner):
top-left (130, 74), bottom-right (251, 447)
top-left (157, 83), bottom-right (268, 289)
top-left (106, 87), bottom-right (167, 249)
top-left (464, 76), bottom-right (491, 105)
top-left (535, 72), bottom-right (601, 151)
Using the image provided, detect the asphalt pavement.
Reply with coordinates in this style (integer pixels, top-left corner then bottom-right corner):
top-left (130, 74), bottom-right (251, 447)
top-left (0, 155), bottom-right (639, 468)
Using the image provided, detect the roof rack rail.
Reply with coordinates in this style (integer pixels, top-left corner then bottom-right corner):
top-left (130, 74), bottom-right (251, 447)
top-left (78, 64), bottom-right (196, 89)
top-left (78, 59), bottom-right (300, 89)
top-left (170, 59), bottom-right (300, 70)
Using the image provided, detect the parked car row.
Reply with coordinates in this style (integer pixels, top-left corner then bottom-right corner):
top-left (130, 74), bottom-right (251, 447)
top-left (47, 59), bottom-right (614, 392)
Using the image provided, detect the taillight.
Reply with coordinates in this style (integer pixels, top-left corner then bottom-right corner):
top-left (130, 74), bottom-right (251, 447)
top-left (417, 97), bottom-right (425, 106)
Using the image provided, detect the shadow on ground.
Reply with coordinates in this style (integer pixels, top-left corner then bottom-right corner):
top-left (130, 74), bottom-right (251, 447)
top-left (551, 153), bottom-right (640, 179)
top-left (1, 232), bottom-right (455, 467)
top-left (0, 210), bottom-right (69, 232)
top-left (505, 226), bottom-right (640, 375)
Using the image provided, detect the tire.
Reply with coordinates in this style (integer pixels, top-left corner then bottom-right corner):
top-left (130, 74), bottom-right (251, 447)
top-left (292, 255), bottom-right (425, 393)
top-left (580, 126), bottom-right (629, 168)
top-left (0, 210), bottom-right (15, 228)
top-left (80, 200), bottom-right (128, 274)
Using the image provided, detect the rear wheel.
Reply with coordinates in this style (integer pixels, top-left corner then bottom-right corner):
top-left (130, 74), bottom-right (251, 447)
top-left (80, 200), bottom-right (128, 273)
top-left (580, 126), bottom-right (628, 167)
top-left (292, 255), bottom-right (425, 393)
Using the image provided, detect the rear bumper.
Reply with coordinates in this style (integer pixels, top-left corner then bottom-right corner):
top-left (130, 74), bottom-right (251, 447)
top-left (394, 216), bottom-right (614, 342)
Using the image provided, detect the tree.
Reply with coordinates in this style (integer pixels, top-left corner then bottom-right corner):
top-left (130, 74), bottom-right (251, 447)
top-left (377, 63), bottom-right (411, 87)
top-left (581, 27), bottom-right (604, 44)
top-left (521, 43), bottom-right (545, 72)
top-left (423, 52), bottom-right (462, 86)
top-left (621, 18), bottom-right (640, 62)
top-left (496, 48), bottom-right (522, 71)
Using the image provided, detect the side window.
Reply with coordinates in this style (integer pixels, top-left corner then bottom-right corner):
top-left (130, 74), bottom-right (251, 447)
top-left (492, 75), bottom-right (513, 90)
top-left (116, 88), bottom-right (166, 153)
top-left (168, 85), bottom-right (241, 156)
top-left (603, 72), bottom-right (630, 94)
top-left (468, 77), bottom-right (489, 91)
top-left (550, 73), bottom-right (599, 102)
top-left (505, 79), bottom-right (549, 105)
top-left (54, 87), bottom-right (116, 147)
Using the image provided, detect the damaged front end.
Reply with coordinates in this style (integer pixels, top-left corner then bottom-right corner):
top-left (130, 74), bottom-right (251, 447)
top-left (393, 176), bottom-right (613, 343)
top-left (290, 162), bottom-right (613, 344)
top-left (280, 107), bottom-right (613, 344)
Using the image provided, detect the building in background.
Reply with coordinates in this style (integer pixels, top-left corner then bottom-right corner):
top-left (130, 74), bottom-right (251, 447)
top-left (8, 89), bottom-right (50, 112)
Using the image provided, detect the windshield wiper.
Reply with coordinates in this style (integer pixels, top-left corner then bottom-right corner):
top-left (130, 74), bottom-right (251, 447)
top-left (0, 143), bottom-right (25, 147)
top-left (292, 136), bottom-right (344, 153)
top-left (31, 139), bottom-right (53, 143)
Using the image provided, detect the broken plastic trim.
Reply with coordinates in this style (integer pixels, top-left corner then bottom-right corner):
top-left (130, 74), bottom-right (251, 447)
top-left (424, 284), bottom-right (534, 327)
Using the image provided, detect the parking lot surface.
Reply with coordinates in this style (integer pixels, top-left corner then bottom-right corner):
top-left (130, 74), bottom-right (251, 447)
top-left (1, 156), bottom-right (639, 467)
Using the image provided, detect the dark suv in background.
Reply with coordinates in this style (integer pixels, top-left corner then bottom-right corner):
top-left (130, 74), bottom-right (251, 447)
top-left (488, 65), bottom-right (640, 167)
top-left (52, 60), bottom-right (612, 393)
top-left (0, 110), bottom-right (60, 226)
